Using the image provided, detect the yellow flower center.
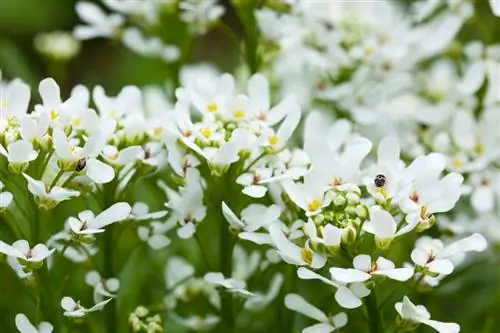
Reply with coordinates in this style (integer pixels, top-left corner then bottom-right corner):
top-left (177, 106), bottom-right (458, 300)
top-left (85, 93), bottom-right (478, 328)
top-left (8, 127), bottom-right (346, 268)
top-left (452, 157), bottom-right (463, 169)
top-left (50, 109), bottom-right (59, 120)
top-left (153, 127), bottom-right (163, 137)
top-left (71, 117), bottom-right (81, 127)
top-left (0, 99), bottom-right (8, 109)
top-left (268, 135), bottom-right (278, 146)
top-left (300, 248), bottom-right (313, 265)
top-left (200, 128), bottom-right (211, 139)
top-left (308, 199), bottom-right (322, 212)
top-left (207, 103), bottom-right (218, 113)
top-left (233, 110), bottom-right (245, 120)
top-left (474, 143), bottom-right (484, 156)
top-left (420, 205), bottom-right (429, 220)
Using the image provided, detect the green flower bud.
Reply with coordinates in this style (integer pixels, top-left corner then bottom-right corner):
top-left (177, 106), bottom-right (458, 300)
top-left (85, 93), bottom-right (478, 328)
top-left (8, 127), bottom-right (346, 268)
top-left (341, 224), bottom-right (357, 244)
top-left (346, 192), bottom-right (360, 206)
top-left (355, 204), bottom-right (369, 220)
top-left (333, 194), bottom-right (347, 210)
top-left (375, 237), bottom-right (393, 249)
top-left (8, 162), bottom-right (29, 174)
top-left (345, 206), bottom-right (357, 216)
top-left (323, 211), bottom-right (334, 222)
top-left (416, 215), bottom-right (435, 232)
top-left (313, 214), bottom-right (325, 225)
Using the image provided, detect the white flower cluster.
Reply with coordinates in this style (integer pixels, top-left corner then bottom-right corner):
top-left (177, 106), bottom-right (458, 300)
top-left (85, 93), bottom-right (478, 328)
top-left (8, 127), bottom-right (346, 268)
top-left (1, 0), bottom-right (499, 332)
top-left (73, 0), bottom-right (225, 63)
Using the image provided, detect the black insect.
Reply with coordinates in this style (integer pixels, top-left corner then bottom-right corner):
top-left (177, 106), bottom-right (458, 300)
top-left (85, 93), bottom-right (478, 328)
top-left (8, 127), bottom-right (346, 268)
top-left (75, 158), bottom-right (87, 172)
top-left (374, 174), bottom-right (386, 188)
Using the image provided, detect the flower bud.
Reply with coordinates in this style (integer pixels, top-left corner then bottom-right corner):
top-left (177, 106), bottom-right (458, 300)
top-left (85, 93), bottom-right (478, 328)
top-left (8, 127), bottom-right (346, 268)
top-left (416, 215), bottom-right (435, 232)
top-left (323, 211), bottom-right (335, 222)
top-left (345, 206), bottom-right (357, 216)
top-left (346, 192), bottom-right (360, 206)
top-left (341, 223), bottom-right (357, 245)
top-left (333, 194), bottom-right (347, 210)
top-left (375, 237), bottom-right (392, 250)
top-left (8, 162), bottom-right (29, 174)
top-left (313, 214), bottom-right (325, 225)
top-left (355, 204), bottom-right (368, 220)
top-left (396, 315), bottom-right (420, 331)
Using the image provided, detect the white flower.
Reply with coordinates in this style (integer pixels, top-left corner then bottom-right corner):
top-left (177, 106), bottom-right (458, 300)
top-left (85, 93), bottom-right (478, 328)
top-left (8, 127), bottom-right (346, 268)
top-left (204, 272), bottom-right (254, 298)
top-left (68, 202), bottom-right (131, 238)
top-left (19, 112), bottom-right (50, 144)
top-left (222, 202), bottom-right (280, 232)
top-left (85, 271), bottom-right (120, 303)
top-left (137, 220), bottom-right (174, 250)
top-left (245, 274), bottom-right (283, 310)
top-left (23, 173), bottom-right (80, 210)
top-left (74, 2), bottom-right (124, 40)
top-left (303, 219), bottom-right (342, 249)
top-left (403, 172), bottom-right (463, 229)
top-left (52, 126), bottom-right (115, 184)
top-left (15, 313), bottom-right (53, 333)
top-left (164, 170), bottom-right (206, 239)
top-left (297, 267), bottom-right (370, 309)
top-left (0, 180), bottom-right (13, 209)
top-left (363, 206), bottom-right (416, 247)
top-left (364, 136), bottom-right (404, 201)
top-left (102, 145), bottom-right (143, 167)
top-left (450, 109), bottom-right (500, 171)
top-left (61, 296), bottom-right (112, 317)
top-left (35, 78), bottom-right (86, 125)
top-left (236, 168), bottom-right (273, 198)
top-left (285, 294), bottom-right (348, 333)
top-left (92, 85), bottom-right (142, 120)
top-left (34, 31), bottom-right (81, 61)
top-left (304, 114), bottom-right (371, 187)
top-left (0, 240), bottom-right (54, 270)
top-left (269, 223), bottom-right (326, 269)
top-left (411, 233), bottom-right (487, 276)
top-left (165, 257), bottom-right (195, 290)
top-left (180, 0), bottom-right (225, 35)
top-left (183, 72), bottom-right (234, 116)
top-left (170, 313), bottom-right (219, 331)
top-left (0, 79), bottom-right (30, 120)
top-left (282, 170), bottom-right (330, 217)
top-left (0, 140), bottom-right (38, 165)
top-left (395, 296), bottom-right (460, 333)
top-left (330, 254), bottom-right (414, 284)
top-left (491, 0), bottom-right (500, 16)
top-left (122, 28), bottom-right (180, 62)
top-left (468, 171), bottom-right (497, 213)
top-left (129, 202), bottom-right (168, 221)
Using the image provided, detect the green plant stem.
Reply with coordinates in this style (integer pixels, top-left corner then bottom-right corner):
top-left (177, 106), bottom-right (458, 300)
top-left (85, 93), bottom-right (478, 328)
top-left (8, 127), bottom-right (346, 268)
top-left (61, 172), bottom-right (77, 188)
top-left (34, 267), bottom-right (64, 332)
top-left (219, 217), bottom-right (235, 333)
top-left (194, 232), bottom-right (213, 270)
top-left (102, 180), bottom-right (118, 333)
top-left (49, 170), bottom-right (65, 190)
top-left (366, 292), bottom-right (383, 333)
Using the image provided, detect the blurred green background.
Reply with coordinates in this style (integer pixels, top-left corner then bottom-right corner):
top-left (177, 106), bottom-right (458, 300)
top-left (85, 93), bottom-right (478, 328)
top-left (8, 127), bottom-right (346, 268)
top-left (0, 0), bottom-right (243, 97)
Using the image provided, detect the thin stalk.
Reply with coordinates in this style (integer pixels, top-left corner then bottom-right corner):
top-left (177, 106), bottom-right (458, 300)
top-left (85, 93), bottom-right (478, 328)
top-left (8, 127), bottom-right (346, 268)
top-left (49, 170), bottom-right (65, 190)
top-left (366, 292), bottom-right (383, 333)
top-left (61, 172), bottom-right (77, 188)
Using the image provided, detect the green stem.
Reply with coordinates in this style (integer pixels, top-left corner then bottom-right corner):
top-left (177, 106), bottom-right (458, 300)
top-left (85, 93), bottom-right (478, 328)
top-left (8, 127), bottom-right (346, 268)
top-left (102, 180), bottom-right (118, 333)
top-left (366, 292), bottom-right (383, 333)
top-left (49, 170), bottom-right (65, 190)
top-left (219, 219), bottom-right (235, 333)
top-left (61, 172), bottom-right (77, 188)
top-left (194, 232), bottom-right (213, 270)
top-left (34, 267), bottom-right (64, 332)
